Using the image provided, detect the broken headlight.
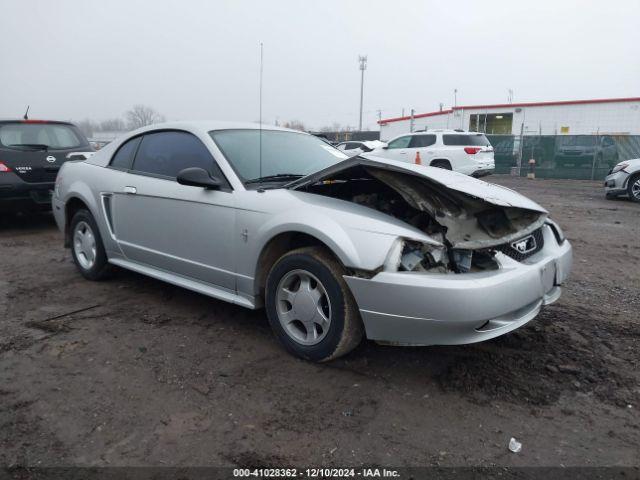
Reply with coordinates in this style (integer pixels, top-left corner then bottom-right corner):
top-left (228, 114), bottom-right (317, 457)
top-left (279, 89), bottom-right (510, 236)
top-left (545, 218), bottom-right (565, 244)
top-left (384, 238), bottom-right (447, 273)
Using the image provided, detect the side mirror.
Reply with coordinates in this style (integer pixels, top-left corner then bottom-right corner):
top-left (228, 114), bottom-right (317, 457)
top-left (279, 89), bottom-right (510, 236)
top-left (382, 145), bottom-right (389, 149)
top-left (361, 145), bottom-right (373, 152)
top-left (177, 167), bottom-right (222, 189)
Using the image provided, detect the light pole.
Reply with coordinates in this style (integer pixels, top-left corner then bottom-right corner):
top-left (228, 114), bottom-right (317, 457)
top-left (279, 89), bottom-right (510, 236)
top-left (358, 55), bottom-right (367, 131)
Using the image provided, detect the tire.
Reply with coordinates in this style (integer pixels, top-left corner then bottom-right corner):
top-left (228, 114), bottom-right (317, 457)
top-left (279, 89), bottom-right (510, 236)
top-left (431, 159), bottom-right (452, 170)
top-left (69, 209), bottom-right (113, 280)
top-left (627, 173), bottom-right (640, 203)
top-left (265, 246), bottom-right (363, 362)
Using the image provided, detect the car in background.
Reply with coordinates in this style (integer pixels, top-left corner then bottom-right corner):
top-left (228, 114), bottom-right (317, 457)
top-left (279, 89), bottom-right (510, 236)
top-left (373, 130), bottom-right (494, 176)
top-left (554, 135), bottom-right (618, 169)
top-left (52, 121), bottom-right (571, 362)
top-left (0, 120), bottom-right (93, 213)
top-left (335, 140), bottom-right (386, 157)
top-left (604, 158), bottom-right (640, 203)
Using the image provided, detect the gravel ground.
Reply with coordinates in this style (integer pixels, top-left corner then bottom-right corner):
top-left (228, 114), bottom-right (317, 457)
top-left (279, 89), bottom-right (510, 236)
top-left (0, 176), bottom-right (638, 468)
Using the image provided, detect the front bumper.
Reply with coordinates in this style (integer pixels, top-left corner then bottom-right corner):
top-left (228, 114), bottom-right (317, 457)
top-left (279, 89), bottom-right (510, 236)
top-left (0, 172), bottom-right (54, 212)
top-left (344, 225), bottom-right (572, 346)
top-left (604, 170), bottom-right (629, 195)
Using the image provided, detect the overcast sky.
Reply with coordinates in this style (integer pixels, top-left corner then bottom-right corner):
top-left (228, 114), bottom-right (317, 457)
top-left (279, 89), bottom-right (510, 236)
top-left (1, 0), bottom-right (638, 130)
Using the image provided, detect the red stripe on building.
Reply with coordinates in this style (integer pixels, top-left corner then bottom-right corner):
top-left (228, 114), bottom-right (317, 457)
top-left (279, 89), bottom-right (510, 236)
top-left (378, 97), bottom-right (640, 124)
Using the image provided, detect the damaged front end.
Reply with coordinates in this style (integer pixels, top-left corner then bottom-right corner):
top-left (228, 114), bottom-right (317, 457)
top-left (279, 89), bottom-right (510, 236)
top-left (287, 158), bottom-right (548, 275)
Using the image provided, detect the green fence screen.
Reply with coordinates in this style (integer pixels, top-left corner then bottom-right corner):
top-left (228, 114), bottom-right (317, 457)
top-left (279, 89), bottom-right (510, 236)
top-left (486, 135), bottom-right (640, 180)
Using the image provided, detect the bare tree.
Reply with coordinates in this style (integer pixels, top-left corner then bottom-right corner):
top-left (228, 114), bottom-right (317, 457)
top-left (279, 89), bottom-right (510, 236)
top-left (75, 119), bottom-right (97, 138)
top-left (98, 117), bottom-right (127, 132)
top-left (282, 120), bottom-right (306, 131)
top-left (125, 105), bottom-right (165, 130)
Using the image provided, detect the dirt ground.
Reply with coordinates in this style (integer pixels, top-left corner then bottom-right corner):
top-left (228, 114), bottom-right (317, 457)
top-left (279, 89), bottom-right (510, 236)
top-left (0, 176), bottom-right (638, 468)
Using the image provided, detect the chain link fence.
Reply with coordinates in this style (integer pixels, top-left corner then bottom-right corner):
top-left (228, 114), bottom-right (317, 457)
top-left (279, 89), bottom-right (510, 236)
top-left (488, 134), bottom-right (640, 180)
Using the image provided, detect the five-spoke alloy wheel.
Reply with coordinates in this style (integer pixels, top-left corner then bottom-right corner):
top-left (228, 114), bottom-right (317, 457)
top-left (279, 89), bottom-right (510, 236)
top-left (628, 174), bottom-right (640, 203)
top-left (276, 269), bottom-right (332, 345)
top-left (69, 209), bottom-right (112, 280)
top-left (73, 221), bottom-right (97, 270)
top-left (266, 246), bottom-right (363, 362)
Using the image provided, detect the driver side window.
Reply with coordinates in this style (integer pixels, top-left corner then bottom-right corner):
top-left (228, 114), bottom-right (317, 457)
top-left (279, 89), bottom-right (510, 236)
top-left (132, 131), bottom-right (216, 179)
top-left (387, 136), bottom-right (412, 149)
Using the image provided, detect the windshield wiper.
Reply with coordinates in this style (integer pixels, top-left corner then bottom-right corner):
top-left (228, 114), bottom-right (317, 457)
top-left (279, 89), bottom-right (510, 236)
top-left (245, 173), bottom-right (304, 184)
top-left (8, 143), bottom-right (50, 151)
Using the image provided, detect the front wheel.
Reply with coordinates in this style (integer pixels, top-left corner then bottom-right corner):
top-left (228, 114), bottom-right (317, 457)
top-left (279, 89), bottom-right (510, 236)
top-left (627, 174), bottom-right (640, 203)
top-left (265, 247), bottom-right (363, 362)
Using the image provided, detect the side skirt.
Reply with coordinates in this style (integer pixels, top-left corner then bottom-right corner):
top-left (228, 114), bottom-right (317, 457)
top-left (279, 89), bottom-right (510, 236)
top-left (108, 258), bottom-right (256, 309)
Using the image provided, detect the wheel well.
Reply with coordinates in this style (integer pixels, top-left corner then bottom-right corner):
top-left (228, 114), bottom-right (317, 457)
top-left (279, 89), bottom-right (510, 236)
top-left (627, 171), bottom-right (640, 187)
top-left (64, 197), bottom-right (89, 247)
top-left (254, 232), bottom-right (340, 300)
top-left (430, 158), bottom-right (452, 168)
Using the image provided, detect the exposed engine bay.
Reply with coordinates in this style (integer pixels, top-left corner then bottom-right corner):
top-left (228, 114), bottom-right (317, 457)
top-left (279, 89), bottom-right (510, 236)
top-left (295, 164), bottom-right (548, 274)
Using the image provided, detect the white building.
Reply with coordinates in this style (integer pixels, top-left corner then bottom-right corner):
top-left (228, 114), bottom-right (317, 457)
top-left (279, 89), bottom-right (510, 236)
top-left (378, 97), bottom-right (640, 140)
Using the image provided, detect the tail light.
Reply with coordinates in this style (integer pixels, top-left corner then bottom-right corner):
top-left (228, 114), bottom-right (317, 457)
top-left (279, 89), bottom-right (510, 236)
top-left (0, 161), bottom-right (11, 172)
top-left (464, 147), bottom-right (482, 154)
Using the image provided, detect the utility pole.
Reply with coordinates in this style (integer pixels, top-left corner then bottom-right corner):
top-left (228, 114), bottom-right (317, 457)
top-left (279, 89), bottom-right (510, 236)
top-left (376, 110), bottom-right (382, 123)
top-left (358, 55), bottom-right (367, 131)
top-left (454, 89), bottom-right (458, 107)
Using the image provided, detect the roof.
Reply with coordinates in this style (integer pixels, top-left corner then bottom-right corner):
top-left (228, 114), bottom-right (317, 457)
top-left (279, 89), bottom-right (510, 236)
top-left (126, 120), bottom-right (303, 136)
top-left (378, 97), bottom-right (640, 124)
top-left (0, 119), bottom-right (74, 125)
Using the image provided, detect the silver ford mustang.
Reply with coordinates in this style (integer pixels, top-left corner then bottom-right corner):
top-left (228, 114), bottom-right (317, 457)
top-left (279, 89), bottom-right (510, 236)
top-left (52, 122), bottom-right (572, 361)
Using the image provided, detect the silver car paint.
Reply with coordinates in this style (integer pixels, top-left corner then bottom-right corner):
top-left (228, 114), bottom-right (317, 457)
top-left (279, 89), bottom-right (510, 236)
top-left (604, 158), bottom-right (640, 197)
top-left (53, 121), bottom-right (572, 346)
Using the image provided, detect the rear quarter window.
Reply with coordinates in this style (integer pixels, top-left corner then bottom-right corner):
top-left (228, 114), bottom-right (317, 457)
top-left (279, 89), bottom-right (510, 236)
top-left (409, 135), bottom-right (436, 148)
top-left (110, 136), bottom-right (142, 170)
top-left (442, 134), bottom-right (490, 146)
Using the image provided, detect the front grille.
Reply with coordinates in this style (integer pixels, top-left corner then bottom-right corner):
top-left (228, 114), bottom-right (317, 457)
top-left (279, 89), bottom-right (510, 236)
top-left (496, 227), bottom-right (544, 261)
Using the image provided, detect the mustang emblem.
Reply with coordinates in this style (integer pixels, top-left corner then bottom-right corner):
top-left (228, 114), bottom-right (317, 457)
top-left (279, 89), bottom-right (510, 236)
top-left (511, 235), bottom-right (537, 254)
top-left (46, 155), bottom-right (56, 163)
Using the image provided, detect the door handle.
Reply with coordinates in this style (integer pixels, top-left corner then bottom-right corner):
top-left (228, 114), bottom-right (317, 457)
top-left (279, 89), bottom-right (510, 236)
top-left (123, 186), bottom-right (137, 194)
top-left (399, 151), bottom-right (407, 155)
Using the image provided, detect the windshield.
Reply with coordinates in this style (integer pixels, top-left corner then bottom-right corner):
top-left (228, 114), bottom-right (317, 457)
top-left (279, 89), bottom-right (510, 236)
top-left (209, 129), bottom-right (348, 183)
top-left (0, 123), bottom-right (87, 150)
top-left (559, 136), bottom-right (597, 147)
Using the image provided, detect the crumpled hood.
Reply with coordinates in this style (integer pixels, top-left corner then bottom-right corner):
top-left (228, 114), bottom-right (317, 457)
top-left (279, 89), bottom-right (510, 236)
top-left (288, 155), bottom-right (548, 250)
top-left (287, 155), bottom-right (547, 214)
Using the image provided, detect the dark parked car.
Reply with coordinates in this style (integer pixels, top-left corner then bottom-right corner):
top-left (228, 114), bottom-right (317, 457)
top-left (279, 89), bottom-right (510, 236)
top-left (0, 120), bottom-right (93, 213)
top-left (554, 135), bottom-right (618, 168)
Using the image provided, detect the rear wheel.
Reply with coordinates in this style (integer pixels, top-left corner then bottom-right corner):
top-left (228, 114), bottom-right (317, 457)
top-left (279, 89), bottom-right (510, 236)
top-left (265, 247), bottom-right (363, 362)
top-left (431, 159), bottom-right (452, 170)
top-left (70, 209), bottom-right (112, 280)
top-left (627, 174), bottom-right (640, 203)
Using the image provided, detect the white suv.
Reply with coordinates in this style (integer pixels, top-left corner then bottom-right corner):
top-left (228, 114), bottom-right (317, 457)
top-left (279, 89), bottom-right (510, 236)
top-left (372, 130), bottom-right (495, 176)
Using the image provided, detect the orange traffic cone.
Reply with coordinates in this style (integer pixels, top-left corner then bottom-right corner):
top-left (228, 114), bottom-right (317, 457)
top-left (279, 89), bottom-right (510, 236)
top-left (415, 151), bottom-right (422, 165)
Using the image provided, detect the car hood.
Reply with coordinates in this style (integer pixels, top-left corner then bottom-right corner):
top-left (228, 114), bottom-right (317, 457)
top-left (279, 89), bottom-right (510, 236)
top-left (287, 155), bottom-right (546, 214)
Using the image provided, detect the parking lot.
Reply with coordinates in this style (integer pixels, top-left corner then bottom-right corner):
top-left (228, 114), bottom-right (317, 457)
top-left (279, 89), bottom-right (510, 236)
top-left (0, 176), bottom-right (638, 467)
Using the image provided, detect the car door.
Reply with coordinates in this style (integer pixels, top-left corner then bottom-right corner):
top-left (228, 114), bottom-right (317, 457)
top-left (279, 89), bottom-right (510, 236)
top-left (378, 135), bottom-right (412, 162)
top-left (109, 130), bottom-right (237, 291)
top-left (408, 134), bottom-right (437, 164)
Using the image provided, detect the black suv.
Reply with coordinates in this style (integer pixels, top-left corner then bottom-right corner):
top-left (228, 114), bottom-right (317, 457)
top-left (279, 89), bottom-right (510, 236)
top-left (0, 120), bottom-right (93, 213)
